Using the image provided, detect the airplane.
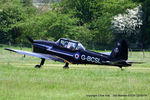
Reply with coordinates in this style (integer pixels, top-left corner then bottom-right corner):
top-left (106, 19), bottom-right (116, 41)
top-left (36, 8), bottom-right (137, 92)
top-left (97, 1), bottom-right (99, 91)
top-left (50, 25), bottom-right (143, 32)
top-left (5, 36), bottom-right (138, 70)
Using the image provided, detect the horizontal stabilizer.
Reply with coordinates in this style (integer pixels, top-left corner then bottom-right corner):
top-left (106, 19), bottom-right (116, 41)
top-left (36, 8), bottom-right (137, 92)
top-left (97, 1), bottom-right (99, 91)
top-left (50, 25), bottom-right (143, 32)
top-left (126, 61), bottom-right (144, 64)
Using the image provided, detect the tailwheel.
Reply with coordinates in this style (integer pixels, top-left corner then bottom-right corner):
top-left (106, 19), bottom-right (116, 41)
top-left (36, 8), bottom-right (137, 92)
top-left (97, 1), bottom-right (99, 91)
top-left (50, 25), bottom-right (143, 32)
top-left (63, 63), bottom-right (69, 69)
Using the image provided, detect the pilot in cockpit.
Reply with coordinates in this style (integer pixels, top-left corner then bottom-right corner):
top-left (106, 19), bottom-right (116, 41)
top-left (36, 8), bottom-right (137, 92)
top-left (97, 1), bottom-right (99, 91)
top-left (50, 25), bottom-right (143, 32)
top-left (64, 41), bottom-right (69, 48)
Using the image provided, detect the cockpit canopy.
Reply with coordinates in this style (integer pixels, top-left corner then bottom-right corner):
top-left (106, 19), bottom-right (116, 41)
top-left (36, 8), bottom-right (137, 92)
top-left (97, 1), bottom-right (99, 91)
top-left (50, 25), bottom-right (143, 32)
top-left (56, 38), bottom-right (85, 50)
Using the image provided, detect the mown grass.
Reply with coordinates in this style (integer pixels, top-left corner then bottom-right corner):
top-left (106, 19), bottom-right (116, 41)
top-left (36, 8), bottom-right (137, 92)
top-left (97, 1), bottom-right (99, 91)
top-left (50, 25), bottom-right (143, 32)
top-left (0, 45), bottom-right (150, 100)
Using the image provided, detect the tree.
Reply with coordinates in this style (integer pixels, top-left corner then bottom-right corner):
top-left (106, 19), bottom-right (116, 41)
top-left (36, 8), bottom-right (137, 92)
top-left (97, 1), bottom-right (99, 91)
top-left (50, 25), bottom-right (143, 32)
top-left (0, 0), bottom-right (142, 49)
top-left (111, 5), bottom-right (143, 47)
top-left (0, 4), bottom-right (26, 44)
top-left (111, 5), bottom-right (143, 36)
top-left (142, 0), bottom-right (150, 48)
top-left (61, 0), bottom-right (102, 25)
top-left (21, 0), bottom-right (33, 7)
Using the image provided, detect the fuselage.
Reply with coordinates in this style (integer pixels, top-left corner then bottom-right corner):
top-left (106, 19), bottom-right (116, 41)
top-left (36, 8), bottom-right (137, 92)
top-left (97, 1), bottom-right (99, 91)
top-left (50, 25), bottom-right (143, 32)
top-left (33, 40), bottom-right (109, 64)
top-left (5, 37), bottom-right (137, 69)
top-left (5, 37), bottom-right (132, 69)
top-left (32, 39), bottom-right (130, 67)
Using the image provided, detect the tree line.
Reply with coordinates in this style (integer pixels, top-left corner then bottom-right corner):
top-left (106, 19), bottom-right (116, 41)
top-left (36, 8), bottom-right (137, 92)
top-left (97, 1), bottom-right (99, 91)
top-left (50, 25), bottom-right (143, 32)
top-left (0, 0), bottom-right (149, 49)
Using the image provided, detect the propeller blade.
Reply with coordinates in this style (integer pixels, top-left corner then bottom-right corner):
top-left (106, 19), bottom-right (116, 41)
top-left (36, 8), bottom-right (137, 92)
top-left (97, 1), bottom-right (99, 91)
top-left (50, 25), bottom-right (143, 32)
top-left (26, 35), bottom-right (33, 43)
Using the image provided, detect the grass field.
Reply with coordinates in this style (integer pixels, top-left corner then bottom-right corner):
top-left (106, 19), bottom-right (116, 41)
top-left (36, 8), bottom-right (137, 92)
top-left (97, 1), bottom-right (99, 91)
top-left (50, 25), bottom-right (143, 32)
top-left (0, 45), bottom-right (150, 100)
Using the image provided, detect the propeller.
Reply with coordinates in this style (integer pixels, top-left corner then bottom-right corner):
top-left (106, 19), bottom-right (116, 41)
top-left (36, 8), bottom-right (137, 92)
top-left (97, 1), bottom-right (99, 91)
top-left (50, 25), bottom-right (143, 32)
top-left (26, 35), bottom-right (33, 43)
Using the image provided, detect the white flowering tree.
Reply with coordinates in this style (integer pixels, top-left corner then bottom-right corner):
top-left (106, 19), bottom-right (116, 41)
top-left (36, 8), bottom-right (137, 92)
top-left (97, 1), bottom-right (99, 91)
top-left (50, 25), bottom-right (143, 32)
top-left (111, 5), bottom-right (143, 36)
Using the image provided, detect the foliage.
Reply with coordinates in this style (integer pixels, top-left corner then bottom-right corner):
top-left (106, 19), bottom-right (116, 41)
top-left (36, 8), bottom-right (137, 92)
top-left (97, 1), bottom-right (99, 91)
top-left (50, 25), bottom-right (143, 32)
top-left (21, 0), bottom-right (33, 6)
top-left (59, 0), bottom-right (139, 48)
top-left (0, 3), bottom-right (27, 44)
top-left (142, 0), bottom-right (150, 47)
top-left (60, 0), bottom-right (102, 24)
top-left (111, 5), bottom-right (144, 48)
top-left (0, 0), bottom-right (147, 49)
top-left (111, 5), bottom-right (143, 36)
top-left (16, 11), bottom-right (92, 47)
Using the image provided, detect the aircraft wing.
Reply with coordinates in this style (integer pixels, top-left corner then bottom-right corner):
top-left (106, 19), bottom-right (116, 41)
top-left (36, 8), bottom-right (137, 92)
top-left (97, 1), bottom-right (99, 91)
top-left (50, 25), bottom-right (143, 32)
top-left (5, 48), bottom-right (64, 63)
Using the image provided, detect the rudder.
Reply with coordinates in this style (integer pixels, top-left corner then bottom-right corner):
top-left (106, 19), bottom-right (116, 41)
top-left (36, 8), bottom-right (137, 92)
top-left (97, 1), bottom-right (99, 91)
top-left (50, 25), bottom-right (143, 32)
top-left (110, 39), bottom-right (128, 60)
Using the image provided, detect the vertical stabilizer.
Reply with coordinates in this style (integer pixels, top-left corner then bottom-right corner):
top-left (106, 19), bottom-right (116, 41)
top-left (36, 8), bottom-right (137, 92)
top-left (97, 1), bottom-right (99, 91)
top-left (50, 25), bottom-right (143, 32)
top-left (110, 39), bottom-right (128, 60)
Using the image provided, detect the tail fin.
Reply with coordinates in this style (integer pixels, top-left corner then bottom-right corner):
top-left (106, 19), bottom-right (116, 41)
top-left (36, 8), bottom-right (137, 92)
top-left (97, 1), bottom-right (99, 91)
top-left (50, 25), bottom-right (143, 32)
top-left (110, 39), bottom-right (128, 60)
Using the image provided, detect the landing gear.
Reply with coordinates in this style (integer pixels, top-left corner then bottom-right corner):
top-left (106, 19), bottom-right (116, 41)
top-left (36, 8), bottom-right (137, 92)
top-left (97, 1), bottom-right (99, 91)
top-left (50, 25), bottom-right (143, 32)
top-left (119, 66), bottom-right (123, 71)
top-left (35, 58), bottom-right (45, 68)
top-left (35, 65), bottom-right (41, 68)
top-left (63, 63), bottom-right (69, 69)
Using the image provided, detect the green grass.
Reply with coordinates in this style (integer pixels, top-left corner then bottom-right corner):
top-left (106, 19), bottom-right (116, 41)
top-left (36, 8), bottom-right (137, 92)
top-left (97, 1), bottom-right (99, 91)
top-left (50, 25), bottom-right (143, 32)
top-left (0, 45), bottom-right (150, 100)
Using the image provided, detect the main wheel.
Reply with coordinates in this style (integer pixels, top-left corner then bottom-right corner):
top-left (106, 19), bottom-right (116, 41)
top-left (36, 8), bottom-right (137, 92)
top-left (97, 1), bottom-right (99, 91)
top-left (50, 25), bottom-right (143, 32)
top-left (118, 66), bottom-right (123, 71)
top-left (63, 63), bottom-right (69, 69)
top-left (63, 66), bottom-right (69, 69)
top-left (35, 65), bottom-right (41, 68)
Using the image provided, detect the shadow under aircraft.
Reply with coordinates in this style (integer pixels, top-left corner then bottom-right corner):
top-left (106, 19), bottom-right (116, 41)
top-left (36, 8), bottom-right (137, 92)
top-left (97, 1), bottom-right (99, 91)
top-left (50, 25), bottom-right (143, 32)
top-left (5, 36), bottom-right (141, 70)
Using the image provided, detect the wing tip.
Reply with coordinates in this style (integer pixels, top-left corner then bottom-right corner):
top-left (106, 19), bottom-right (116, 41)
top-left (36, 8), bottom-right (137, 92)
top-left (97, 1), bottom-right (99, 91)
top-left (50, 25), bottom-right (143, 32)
top-left (5, 48), bottom-right (11, 51)
top-left (5, 48), bottom-right (15, 52)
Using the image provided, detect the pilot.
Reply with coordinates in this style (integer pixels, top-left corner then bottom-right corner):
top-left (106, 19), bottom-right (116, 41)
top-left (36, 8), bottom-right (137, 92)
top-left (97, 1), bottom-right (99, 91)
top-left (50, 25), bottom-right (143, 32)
top-left (64, 41), bottom-right (68, 48)
top-left (60, 41), bottom-right (64, 47)
top-left (70, 44), bottom-right (75, 50)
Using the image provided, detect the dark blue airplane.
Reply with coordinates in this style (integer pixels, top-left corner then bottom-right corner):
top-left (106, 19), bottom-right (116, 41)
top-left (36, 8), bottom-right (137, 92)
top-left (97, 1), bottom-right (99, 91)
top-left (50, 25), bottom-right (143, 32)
top-left (5, 37), bottom-right (137, 70)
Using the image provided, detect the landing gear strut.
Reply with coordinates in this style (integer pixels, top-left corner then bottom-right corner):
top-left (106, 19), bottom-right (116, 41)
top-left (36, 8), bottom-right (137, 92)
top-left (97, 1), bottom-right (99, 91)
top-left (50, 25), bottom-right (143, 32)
top-left (63, 63), bottom-right (69, 69)
top-left (119, 66), bottom-right (123, 71)
top-left (35, 58), bottom-right (45, 68)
